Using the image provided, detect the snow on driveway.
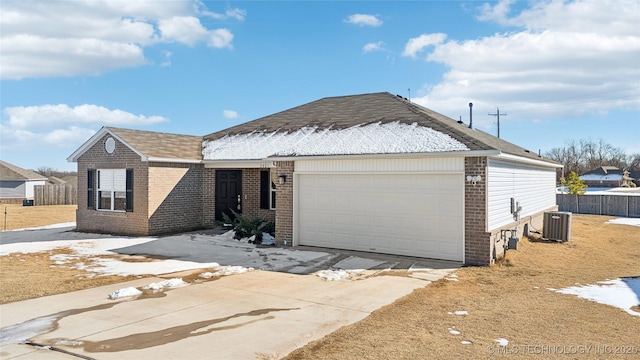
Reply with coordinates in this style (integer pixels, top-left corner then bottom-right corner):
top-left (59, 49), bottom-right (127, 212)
top-left (0, 226), bottom-right (333, 277)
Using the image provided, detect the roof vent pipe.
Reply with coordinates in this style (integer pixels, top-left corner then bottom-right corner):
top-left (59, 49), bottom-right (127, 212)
top-left (468, 102), bottom-right (473, 129)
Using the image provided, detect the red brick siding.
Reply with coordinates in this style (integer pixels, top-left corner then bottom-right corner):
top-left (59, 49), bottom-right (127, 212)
top-left (76, 134), bottom-right (150, 236)
top-left (274, 161), bottom-right (294, 245)
top-left (202, 168), bottom-right (216, 227)
top-left (147, 162), bottom-right (205, 235)
top-left (242, 168), bottom-right (276, 222)
top-left (464, 157), bottom-right (491, 265)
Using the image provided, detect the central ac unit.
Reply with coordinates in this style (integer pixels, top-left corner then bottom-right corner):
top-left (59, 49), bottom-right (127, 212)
top-left (543, 211), bottom-right (572, 242)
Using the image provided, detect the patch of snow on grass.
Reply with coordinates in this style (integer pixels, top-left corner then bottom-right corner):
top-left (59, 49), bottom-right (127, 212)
top-left (605, 218), bottom-right (640, 227)
top-left (143, 278), bottom-right (188, 290)
top-left (448, 310), bottom-right (468, 316)
top-left (554, 277), bottom-right (640, 316)
top-left (315, 269), bottom-right (350, 281)
top-left (496, 338), bottom-right (509, 346)
top-left (108, 287), bottom-right (142, 300)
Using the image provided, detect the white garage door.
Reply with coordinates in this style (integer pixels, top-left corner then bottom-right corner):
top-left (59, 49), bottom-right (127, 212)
top-left (297, 173), bottom-right (464, 261)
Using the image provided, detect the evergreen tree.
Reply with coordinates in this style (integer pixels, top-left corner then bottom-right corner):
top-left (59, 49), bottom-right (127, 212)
top-left (561, 171), bottom-right (587, 195)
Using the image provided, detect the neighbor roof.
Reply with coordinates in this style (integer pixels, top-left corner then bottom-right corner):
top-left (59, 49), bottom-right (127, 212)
top-left (204, 92), bottom-right (556, 163)
top-left (0, 160), bottom-right (48, 181)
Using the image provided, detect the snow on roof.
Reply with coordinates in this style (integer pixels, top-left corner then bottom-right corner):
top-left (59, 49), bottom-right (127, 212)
top-left (202, 122), bottom-right (469, 160)
top-left (579, 174), bottom-right (625, 181)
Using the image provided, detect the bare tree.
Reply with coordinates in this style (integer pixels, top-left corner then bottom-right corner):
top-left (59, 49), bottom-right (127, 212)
top-left (545, 138), bottom-right (629, 176)
top-left (628, 153), bottom-right (640, 170)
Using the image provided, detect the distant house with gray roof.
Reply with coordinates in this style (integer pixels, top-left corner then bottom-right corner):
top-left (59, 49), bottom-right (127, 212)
top-left (0, 160), bottom-right (48, 203)
top-left (68, 92), bottom-right (561, 265)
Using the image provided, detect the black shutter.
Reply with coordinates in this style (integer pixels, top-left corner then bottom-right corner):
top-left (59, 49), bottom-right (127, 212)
top-left (126, 169), bottom-right (134, 212)
top-left (260, 171), bottom-right (269, 209)
top-left (87, 169), bottom-right (94, 209)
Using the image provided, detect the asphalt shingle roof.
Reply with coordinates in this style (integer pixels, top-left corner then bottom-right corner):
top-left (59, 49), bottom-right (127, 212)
top-left (107, 127), bottom-right (203, 161)
top-left (0, 160), bottom-right (48, 180)
top-left (204, 92), bottom-right (556, 163)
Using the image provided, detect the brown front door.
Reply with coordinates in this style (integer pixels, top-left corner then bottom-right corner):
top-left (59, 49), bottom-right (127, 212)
top-left (215, 170), bottom-right (242, 221)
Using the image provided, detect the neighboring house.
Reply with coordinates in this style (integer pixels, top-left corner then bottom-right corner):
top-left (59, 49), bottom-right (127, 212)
top-left (47, 176), bottom-right (67, 185)
top-left (579, 166), bottom-right (635, 187)
top-left (0, 160), bottom-right (48, 203)
top-left (68, 92), bottom-right (561, 265)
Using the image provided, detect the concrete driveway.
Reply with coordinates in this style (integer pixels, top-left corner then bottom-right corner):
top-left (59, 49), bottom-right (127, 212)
top-left (0, 226), bottom-right (460, 359)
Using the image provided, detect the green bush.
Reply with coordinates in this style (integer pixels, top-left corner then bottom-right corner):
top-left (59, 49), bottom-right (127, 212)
top-left (561, 171), bottom-right (587, 195)
top-left (222, 210), bottom-right (275, 244)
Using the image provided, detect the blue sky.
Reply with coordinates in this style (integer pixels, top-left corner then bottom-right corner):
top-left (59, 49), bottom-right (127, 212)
top-left (1, 0), bottom-right (639, 172)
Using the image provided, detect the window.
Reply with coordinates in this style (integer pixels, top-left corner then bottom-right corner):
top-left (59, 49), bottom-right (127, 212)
top-left (97, 169), bottom-right (133, 212)
top-left (260, 170), bottom-right (276, 210)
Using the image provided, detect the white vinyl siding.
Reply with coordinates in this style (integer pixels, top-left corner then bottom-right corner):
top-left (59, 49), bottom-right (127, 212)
top-left (0, 181), bottom-right (25, 198)
top-left (487, 159), bottom-right (557, 231)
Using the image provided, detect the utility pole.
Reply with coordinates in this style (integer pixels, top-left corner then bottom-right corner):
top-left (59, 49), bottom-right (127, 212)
top-left (488, 107), bottom-right (507, 138)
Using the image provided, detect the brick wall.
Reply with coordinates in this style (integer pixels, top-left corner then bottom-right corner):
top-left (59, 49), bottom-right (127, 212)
top-left (242, 168), bottom-right (276, 222)
top-left (274, 161), bottom-right (294, 245)
top-left (464, 157), bottom-right (491, 265)
top-left (147, 162), bottom-right (205, 235)
top-left (76, 134), bottom-right (150, 236)
top-left (202, 168), bottom-right (216, 227)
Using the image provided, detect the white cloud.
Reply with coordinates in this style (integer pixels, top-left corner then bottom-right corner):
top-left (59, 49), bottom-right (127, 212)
top-left (4, 104), bottom-right (168, 129)
top-left (345, 14), bottom-right (382, 27)
top-left (407, 0), bottom-right (640, 131)
top-left (402, 33), bottom-right (447, 58)
top-left (0, 0), bottom-right (243, 79)
top-left (363, 41), bottom-right (386, 53)
top-left (201, 7), bottom-right (247, 22)
top-left (223, 110), bottom-right (239, 119)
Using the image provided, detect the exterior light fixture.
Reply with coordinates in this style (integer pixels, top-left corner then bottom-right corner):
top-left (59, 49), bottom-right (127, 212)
top-left (278, 175), bottom-right (287, 185)
top-left (466, 175), bottom-right (482, 186)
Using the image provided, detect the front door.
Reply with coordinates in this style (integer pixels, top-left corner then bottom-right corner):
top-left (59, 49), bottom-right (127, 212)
top-left (215, 170), bottom-right (242, 221)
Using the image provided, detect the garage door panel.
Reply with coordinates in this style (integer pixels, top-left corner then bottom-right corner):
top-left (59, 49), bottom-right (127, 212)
top-left (298, 173), bottom-right (463, 261)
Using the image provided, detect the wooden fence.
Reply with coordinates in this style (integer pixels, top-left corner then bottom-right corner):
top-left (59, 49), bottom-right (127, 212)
top-left (557, 194), bottom-right (640, 218)
top-left (34, 184), bottom-right (77, 205)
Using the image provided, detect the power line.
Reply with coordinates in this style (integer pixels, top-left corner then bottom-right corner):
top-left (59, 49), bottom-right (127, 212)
top-left (488, 107), bottom-right (507, 138)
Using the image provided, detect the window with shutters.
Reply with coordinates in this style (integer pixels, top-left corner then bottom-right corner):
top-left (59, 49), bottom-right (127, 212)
top-left (97, 169), bottom-right (132, 212)
top-left (260, 170), bottom-right (276, 210)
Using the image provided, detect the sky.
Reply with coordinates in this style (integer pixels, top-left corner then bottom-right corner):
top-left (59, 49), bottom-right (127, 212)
top-left (1, 0), bottom-right (639, 172)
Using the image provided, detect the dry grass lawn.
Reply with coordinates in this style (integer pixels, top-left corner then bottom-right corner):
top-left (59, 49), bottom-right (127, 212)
top-left (286, 215), bottom-right (640, 359)
top-left (1, 204), bottom-right (77, 230)
top-left (1, 206), bottom-right (639, 358)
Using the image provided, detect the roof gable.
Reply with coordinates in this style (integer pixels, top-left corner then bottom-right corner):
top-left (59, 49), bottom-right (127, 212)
top-left (68, 127), bottom-right (203, 163)
top-left (0, 160), bottom-right (48, 181)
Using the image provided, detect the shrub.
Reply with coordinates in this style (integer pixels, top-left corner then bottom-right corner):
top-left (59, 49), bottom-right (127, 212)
top-left (222, 210), bottom-right (275, 244)
top-left (561, 171), bottom-right (587, 195)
